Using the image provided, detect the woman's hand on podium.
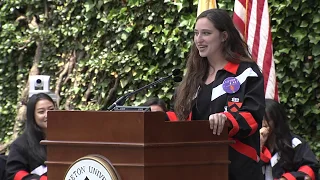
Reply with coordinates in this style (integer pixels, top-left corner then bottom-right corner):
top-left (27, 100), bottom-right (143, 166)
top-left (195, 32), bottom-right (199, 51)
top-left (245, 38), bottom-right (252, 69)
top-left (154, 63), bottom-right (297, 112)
top-left (209, 113), bottom-right (227, 135)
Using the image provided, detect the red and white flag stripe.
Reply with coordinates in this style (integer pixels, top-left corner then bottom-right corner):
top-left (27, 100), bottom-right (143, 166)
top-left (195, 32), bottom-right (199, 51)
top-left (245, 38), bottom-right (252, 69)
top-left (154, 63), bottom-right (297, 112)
top-left (233, 0), bottom-right (278, 100)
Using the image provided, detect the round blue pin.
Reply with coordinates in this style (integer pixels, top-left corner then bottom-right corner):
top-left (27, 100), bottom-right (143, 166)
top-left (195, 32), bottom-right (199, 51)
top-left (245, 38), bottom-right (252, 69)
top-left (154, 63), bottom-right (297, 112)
top-left (222, 77), bottom-right (240, 94)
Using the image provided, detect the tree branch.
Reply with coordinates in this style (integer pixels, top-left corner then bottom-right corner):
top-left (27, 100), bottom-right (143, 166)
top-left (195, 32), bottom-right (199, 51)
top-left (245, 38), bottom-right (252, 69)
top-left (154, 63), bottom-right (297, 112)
top-left (102, 76), bottom-right (120, 110)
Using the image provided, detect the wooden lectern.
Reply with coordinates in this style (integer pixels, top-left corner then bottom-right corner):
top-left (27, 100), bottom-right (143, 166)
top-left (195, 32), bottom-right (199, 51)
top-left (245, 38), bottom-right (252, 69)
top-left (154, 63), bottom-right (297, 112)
top-left (42, 111), bottom-right (233, 180)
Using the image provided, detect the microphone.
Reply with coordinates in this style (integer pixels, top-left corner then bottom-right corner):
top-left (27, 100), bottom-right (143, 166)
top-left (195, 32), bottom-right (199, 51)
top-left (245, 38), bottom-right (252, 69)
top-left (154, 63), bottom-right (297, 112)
top-left (106, 69), bottom-right (182, 111)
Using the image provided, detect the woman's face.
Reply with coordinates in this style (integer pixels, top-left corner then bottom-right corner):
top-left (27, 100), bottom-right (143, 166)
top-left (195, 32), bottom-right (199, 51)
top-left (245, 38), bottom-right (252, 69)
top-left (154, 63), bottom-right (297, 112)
top-left (262, 117), bottom-right (274, 134)
top-left (34, 99), bottom-right (55, 129)
top-left (194, 17), bottom-right (224, 58)
top-left (150, 105), bottom-right (165, 112)
top-left (262, 119), bottom-right (269, 129)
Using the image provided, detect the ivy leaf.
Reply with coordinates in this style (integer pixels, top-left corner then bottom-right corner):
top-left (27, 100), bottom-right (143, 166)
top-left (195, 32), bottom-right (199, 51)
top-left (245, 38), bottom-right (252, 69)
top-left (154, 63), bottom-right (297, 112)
top-left (313, 14), bottom-right (320, 24)
top-left (120, 78), bottom-right (129, 88)
top-left (309, 32), bottom-right (320, 44)
top-left (292, 29), bottom-right (306, 43)
top-left (300, 21), bottom-right (308, 27)
top-left (84, 1), bottom-right (95, 12)
top-left (312, 44), bottom-right (320, 56)
top-left (173, 2), bottom-right (183, 12)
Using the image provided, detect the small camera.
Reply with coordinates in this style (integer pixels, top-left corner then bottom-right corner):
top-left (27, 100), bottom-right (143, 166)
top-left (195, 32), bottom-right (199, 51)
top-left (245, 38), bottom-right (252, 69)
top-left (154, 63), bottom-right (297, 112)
top-left (29, 75), bottom-right (50, 95)
top-left (29, 75), bottom-right (57, 101)
top-left (35, 78), bottom-right (44, 90)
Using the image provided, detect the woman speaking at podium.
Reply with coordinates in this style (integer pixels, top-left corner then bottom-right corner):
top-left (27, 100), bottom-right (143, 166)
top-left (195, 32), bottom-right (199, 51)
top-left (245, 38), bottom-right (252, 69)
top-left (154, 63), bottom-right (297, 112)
top-left (174, 9), bottom-right (265, 180)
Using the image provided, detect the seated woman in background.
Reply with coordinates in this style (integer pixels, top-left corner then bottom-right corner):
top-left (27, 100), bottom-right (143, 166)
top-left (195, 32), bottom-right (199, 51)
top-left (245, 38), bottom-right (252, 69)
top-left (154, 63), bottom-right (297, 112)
top-left (260, 99), bottom-right (319, 180)
top-left (6, 93), bottom-right (55, 180)
top-left (142, 97), bottom-right (191, 121)
top-left (143, 97), bottom-right (176, 121)
top-left (142, 97), bottom-right (168, 112)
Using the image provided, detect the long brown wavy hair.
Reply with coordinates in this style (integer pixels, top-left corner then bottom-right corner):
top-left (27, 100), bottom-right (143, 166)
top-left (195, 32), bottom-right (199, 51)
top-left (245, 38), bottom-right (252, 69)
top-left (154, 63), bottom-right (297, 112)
top-left (174, 9), bottom-right (253, 120)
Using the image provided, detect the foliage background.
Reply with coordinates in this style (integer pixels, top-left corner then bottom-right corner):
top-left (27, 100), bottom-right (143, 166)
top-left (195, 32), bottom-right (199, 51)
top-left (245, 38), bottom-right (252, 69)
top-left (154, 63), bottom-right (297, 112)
top-left (0, 0), bottom-right (319, 157)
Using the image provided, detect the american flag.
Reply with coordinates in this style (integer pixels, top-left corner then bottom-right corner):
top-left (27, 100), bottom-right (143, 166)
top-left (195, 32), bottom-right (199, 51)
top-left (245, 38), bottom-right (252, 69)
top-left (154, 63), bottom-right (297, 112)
top-left (233, 0), bottom-right (279, 100)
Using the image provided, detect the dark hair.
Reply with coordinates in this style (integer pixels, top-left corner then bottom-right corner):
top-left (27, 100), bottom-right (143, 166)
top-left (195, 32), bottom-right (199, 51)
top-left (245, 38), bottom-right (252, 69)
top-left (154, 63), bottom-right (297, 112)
top-left (264, 99), bottom-right (294, 169)
top-left (24, 93), bottom-right (54, 165)
top-left (142, 97), bottom-right (168, 112)
top-left (174, 9), bottom-right (252, 120)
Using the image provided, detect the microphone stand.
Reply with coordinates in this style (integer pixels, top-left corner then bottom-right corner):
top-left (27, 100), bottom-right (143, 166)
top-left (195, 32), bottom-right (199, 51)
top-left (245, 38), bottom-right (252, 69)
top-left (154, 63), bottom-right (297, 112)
top-left (106, 75), bottom-right (172, 111)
